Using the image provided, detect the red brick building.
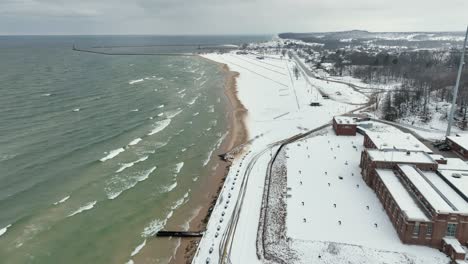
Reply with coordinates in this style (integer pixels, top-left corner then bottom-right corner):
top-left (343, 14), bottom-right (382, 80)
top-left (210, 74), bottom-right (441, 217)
top-left (332, 116), bottom-right (357, 136)
top-left (360, 149), bottom-right (468, 261)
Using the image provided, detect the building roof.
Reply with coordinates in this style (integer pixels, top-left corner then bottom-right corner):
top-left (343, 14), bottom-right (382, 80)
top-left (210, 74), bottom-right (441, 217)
top-left (447, 135), bottom-right (468, 150)
top-left (376, 169), bottom-right (429, 221)
top-left (334, 116), bottom-right (356, 125)
top-left (443, 237), bottom-right (466, 255)
top-left (366, 131), bottom-right (432, 153)
top-left (367, 149), bottom-right (436, 164)
top-left (399, 165), bottom-right (468, 214)
top-left (422, 171), bottom-right (468, 213)
top-left (438, 158), bottom-right (468, 171)
top-left (438, 170), bottom-right (468, 201)
top-left (438, 158), bottom-right (468, 201)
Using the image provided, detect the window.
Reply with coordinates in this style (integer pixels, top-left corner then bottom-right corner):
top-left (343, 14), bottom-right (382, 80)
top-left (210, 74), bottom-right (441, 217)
top-left (413, 222), bottom-right (420, 236)
top-left (446, 223), bottom-right (457, 237)
top-left (426, 223), bottom-right (432, 236)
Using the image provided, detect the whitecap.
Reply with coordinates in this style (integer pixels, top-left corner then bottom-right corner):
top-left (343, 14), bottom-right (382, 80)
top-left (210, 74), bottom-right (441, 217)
top-left (0, 224), bottom-right (12, 237)
top-left (130, 239), bottom-right (146, 257)
top-left (129, 79), bottom-right (144, 85)
top-left (73, 108), bottom-right (80, 112)
top-left (181, 148), bottom-right (187, 152)
top-left (100, 148), bottom-right (125, 162)
top-left (157, 113), bottom-right (164, 117)
top-left (162, 181), bottom-right (177, 193)
top-left (41, 93), bottom-right (51, 97)
top-left (128, 138), bottom-right (142, 146)
top-left (173, 162), bottom-right (184, 174)
top-left (107, 166), bottom-right (156, 199)
top-left (68, 201), bottom-right (97, 217)
top-left (147, 119), bottom-right (171, 136)
top-left (208, 105), bottom-right (215, 113)
top-left (53, 195), bottom-right (70, 205)
top-left (166, 109), bottom-right (183, 119)
top-left (200, 80), bottom-right (207, 86)
top-left (125, 260), bottom-right (134, 264)
top-left (130, 109), bottom-right (139, 112)
top-left (193, 112), bottom-right (199, 116)
top-left (188, 95), bottom-right (200, 105)
top-left (157, 104), bottom-right (164, 108)
top-left (115, 156), bottom-right (148, 173)
top-left (177, 89), bottom-right (186, 94)
top-left (142, 219), bottom-right (165, 237)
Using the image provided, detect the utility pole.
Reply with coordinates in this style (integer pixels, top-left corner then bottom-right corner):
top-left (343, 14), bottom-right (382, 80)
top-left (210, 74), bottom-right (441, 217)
top-left (446, 26), bottom-right (468, 137)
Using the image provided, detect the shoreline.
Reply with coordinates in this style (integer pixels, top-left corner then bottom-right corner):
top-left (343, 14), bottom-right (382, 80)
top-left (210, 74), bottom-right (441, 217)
top-left (171, 55), bottom-right (249, 264)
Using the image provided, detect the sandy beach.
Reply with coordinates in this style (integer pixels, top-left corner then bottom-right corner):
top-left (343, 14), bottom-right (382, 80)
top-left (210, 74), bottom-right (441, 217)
top-left (170, 57), bottom-right (248, 264)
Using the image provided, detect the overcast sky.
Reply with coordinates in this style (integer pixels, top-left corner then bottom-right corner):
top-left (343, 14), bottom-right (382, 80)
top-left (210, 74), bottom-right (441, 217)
top-left (1, 0), bottom-right (467, 35)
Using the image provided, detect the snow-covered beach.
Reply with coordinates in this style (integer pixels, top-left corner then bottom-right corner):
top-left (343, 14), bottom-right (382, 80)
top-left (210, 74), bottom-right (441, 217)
top-left (191, 52), bottom-right (450, 264)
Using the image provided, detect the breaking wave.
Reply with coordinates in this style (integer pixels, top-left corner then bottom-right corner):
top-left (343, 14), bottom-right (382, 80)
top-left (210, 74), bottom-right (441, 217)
top-left (53, 195), bottom-right (70, 205)
top-left (68, 201), bottom-right (97, 217)
top-left (100, 148), bottom-right (125, 162)
top-left (148, 119), bottom-right (171, 136)
top-left (116, 156), bottom-right (149, 173)
top-left (0, 224), bottom-right (12, 237)
top-left (130, 239), bottom-right (146, 257)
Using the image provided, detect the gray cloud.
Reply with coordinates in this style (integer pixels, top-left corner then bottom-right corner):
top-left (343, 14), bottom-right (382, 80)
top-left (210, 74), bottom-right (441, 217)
top-left (0, 0), bottom-right (467, 35)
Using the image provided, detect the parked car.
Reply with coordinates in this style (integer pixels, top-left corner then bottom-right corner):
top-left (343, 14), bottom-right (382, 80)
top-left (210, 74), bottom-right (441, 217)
top-left (322, 95), bottom-right (330, 99)
top-left (432, 140), bottom-right (446, 147)
top-left (438, 144), bottom-right (451, 151)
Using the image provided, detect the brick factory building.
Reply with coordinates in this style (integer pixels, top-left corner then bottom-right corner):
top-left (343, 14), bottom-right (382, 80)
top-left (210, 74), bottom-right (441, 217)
top-left (332, 116), bottom-right (357, 136)
top-left (360, 148), bottom-right (468, 262)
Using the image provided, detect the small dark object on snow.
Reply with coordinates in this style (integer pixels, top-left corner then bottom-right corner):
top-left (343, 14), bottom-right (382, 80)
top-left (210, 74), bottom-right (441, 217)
top-left (333, 203), bottom-right (336, 208)
top-left (366, 206), bottom-right (369, 210)
top-left (301, 201), bottom-right (304, 206)
top-left (303, 218), bottom-right (307, 223)
top-left (338, 220), bottom-right (342, 225)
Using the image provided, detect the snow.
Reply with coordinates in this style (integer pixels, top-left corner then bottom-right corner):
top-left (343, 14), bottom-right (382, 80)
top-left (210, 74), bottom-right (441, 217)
top-left (365, 131), bottom-right (432, 153)
top-left (438, 158), bottom-right (468, 171)
top-left (438, 170), bottom-right (468, 200)
top-left (367, 149), bottom-right (436, 164)
top-left (334, 116), bottom-right (356, 124)
top-left (192, 52), bottom-right (447, 264)
top-left (376, 169), bottom-right (429, 221)
top-left (443, 237), bottom-right (466, 254)
top-left (448, 135), bottom-right (468, 151)
top-left (399, 165), bottom-right (455, 213)
top-left (422, 171), bottom-right (468, 213)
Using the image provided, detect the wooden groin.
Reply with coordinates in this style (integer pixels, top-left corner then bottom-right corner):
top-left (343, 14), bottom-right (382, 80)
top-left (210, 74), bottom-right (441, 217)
top-left (156, 230), bottom-right (204, 237)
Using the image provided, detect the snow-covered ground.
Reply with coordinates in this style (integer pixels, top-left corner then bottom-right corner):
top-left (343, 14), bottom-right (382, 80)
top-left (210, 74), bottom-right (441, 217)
top-left (285, 128), bottom-right (448, 263)
top-left (192, 52), bottom-right (448, 264)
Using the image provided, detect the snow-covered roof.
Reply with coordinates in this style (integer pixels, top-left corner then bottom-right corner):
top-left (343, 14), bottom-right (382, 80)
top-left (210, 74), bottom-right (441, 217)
top-left (399, 165), bottom-right (468, 214)
top-left (438, 158), bottom-right (468, 171)
top-left (447, 135), bottom-right (468, 150)
top-left (367, 149), bottom-right (436, 164)
top-left (443, 237), bottom-right (466, 254)
top-left (366, 132), bottom-right (432, 153)
top-left (422, 171), bottom-right (468, 214)
top-left (334, 116), bottom-right (356, 125)
top-left (438, 170), bottom-right (468, 200)
top-left (376, 169), bottom-right (430, 221)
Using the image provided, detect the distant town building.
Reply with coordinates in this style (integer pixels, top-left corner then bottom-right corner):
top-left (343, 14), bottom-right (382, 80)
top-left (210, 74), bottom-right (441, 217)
top-left (332, 116), bottom-right (357, 136)
top-left (360, 147), bottom-right (468, 262)
top-left (446, 135), bottom-right (468, 159)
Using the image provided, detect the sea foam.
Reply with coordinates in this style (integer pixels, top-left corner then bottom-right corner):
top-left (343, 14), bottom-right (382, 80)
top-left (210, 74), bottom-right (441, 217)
top-left (53, 196), bottom-right (70, 205)
top-left (148, 119), bottom-right (171, 136)
top-left (0, 224), bottom-right (12, 237)
top-left (68, 201), bottom-right (97, 217)
top-left (100, 148), bottom-right (125, 162)
top-left (115, 156), bottom-right (148, 173)
top-left (128, 138), bottom-right (142, 146)
top-left (129, 79), bottom-right (144, 85)
top-left (130, 239), bottom-right (146, 257)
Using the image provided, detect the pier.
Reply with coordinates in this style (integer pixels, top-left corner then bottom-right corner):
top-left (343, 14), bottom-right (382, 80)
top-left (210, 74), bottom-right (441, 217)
top-left (156, 230), bottom-right (204, 237)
